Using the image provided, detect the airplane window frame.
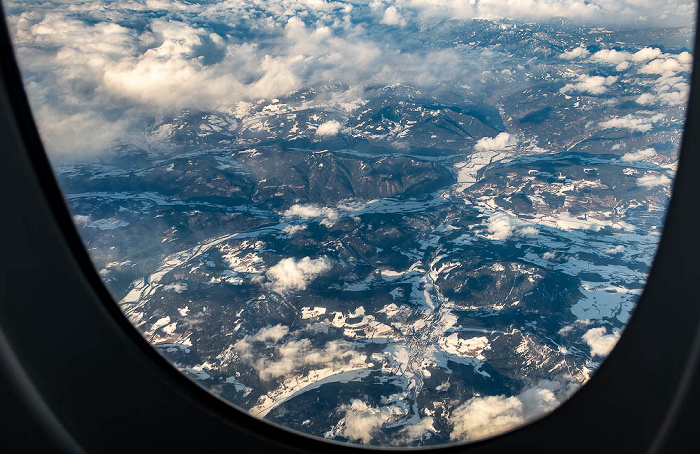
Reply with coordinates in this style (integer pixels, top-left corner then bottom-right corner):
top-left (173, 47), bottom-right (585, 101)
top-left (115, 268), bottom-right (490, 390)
top-left (0, 2), bottom-right (699, 452)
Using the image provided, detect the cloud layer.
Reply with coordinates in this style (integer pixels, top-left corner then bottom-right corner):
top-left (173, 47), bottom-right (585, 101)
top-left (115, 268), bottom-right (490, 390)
top-left (388, 0), bottom-right (695, 26)
top-left (5, 0), bottom-right (695, 158)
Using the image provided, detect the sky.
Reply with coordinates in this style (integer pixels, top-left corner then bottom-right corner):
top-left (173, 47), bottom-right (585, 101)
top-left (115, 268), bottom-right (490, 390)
top-left (3, 0), bottom-right (696, 158)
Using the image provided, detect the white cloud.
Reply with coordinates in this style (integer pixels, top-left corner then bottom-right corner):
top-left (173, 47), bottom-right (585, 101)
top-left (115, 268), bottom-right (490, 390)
top-left (338, 400), bottom-right (391, 443)
top-left (72, 214), bottom-right (90, 225)
top-left (542, 251), bottom-right (557, 260)
top-left (636, 173), bottom-right (672, 188)
top-left (452, 394), bottom-right (524, 440)
top-left (621, 147), bottom-right (657, 162)
top-left (559, 47), bottom-right (590, 60)
top-left (236, 338), bottom-right (367, 381)
top-left (401, 417), bottom-right (437, 440)
top-left (450, 379), bottom-right (577, 441)
top-left (284, 204), bottom-right (339, 226)
top-left (8, 1), bottom-right (449, 157)
top-left (581, 326), bottom-right (620, 357)
top-left (283, 224), bottom-right (307, 235)
top-left (7, 0), bottom-right (694, 160)
top-left (605, 245), bottom-right (625, 254)
top-left (474, 132), bottom-right (515, 152)
top-left (590, 49), bottom-right (632, 65)
top-left (369, 0), bottom-right (385, 11)
top-left (599, 113), bottom-right (664, 132)
top-left (284, 204), bottom-right (330, 218)
top-left (638, 74), bottom-right (691, 107)
top-left (381, 6), bottom-right (407, 26)
top-left (304, 0), bottom-right (335, 10)
top-left (640, 57), bottom-right (686, 76)
top-left (677, 51), bottom-right (693, 64)
top-left (518, 226), bottom-right (540, 236)
top-left (487, 212), bottom-right (514, 240)
top-left (266, 256), bottom-right (332, 292)
top-left (634, 93), bottom-right (655, 106)
top-left (656, 76), bottom-right (690, 92)
top-left (642, 90), bottom-right (690, 107)
top-left (251, 324), bottom-right (290, 343)
top-left (560, 74), bottom-right (618, 95)
top-left (558, 325), bottom-right (574, 335)
top-left (399, 0), bottom-right (695, 27)
top-left (231, 324), bottom-right (290, 361)
top-left (316, 120), bottom-right (343, 136)
top-left (632, 47), bottom-right (662, 62)
top-left (615, 61), bottom-right (630, 72)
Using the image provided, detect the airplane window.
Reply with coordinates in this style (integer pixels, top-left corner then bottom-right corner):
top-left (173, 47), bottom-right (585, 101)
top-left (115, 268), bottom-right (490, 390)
top-left (2, 0), bottom-right (696, 448)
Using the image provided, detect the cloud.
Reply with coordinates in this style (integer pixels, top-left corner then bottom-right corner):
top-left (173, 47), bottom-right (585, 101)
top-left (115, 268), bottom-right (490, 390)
top-left (6, 0), bottom-right (694, 159)
top-left (338, 400), bottom-right (391, 444)
top-left (605, 245), bottom-right (625, 254)
top-left (599, 113), bottom-right (664, 132)
top-left (560, 74), bottom-right (618, 95)
top-left (284, 204), bottom-right (332, 218)
top-left (401, 417), bottom-right (437, 440)
top-left (637, 73), bottom-right (691, 107)
top-left (381, 6), bottom-right (407, 26)
top-left (590, 49), bottom-right (632, 65)
top-left (558, 325), bottom-right (574, 335)
top-left (621, 148), bottom-right (657, 162)
top-left (100, 21), bottom-right (301, 108)
top-left (636, 173), bottom-right (672, 188)
top-left (615, 61), bottom-right (630, 72)
top-left (251, 324), bottom-right (290, 343)
top-left (72, 214), bottom-right (90, 226)
top-left (398, 0), bottom-right (695, 26)
top-left (235, 337), bottom-right (367, 381)
top-left (559, 47), bottom-right (590, 60)
top-left (518, 226), bottom-right (540, 236)
top-left (282, 224), bottom-right (307, 235)
top-left (9, 1), bottom-right (458, 157)
top-left (487, 212), bottom-right (514, 240)
top-left (639, 56), bottom-right (688, 76)
top-left (632, 47), bottom-right (662, 62)
top-left (450, 378), bottom-right (577, 441)
top-left (231, 324), bottom-right (290, 359)
top-left (266, 256), bottom-right (332, 292)
top-left (304, 0), bottom-right (337, 10)
top-left (474, 132), bottom-right (515, 152)
top-left (638, 90), bottom-right (690, 107)
top-left (677, 51), bottom-right (693, 64)
top-left (581, 326), bottom-right (620, 357)
top-left (284, 204), bottom-right (340, 226)
top-left (452, 395), bottom-right (524, 440)
top-left (634, 93), bottom-right (654, 106)
top-left (587, 47), bottom-right (682, 76)
top-left (316, 120), bottom-right (343, 136)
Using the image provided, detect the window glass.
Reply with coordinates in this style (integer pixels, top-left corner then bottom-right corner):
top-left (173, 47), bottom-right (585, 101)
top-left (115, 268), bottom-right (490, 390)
top-left (4, 0), bottom-right (695, 447)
